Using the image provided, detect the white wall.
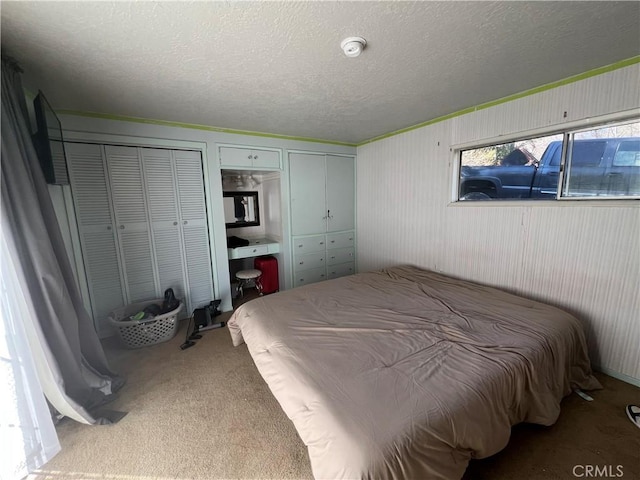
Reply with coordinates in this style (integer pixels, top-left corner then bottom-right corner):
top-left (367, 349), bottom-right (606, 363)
top-left (356, 65), bottom-right (640, 384)
top-left (262, 174), bottom-right (283, 241)
top-left (57, 115), bottom-right (355, 313)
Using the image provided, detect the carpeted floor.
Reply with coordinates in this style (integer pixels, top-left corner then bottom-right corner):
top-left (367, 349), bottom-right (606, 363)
top-left (31, 312), bottom-right (639, 480)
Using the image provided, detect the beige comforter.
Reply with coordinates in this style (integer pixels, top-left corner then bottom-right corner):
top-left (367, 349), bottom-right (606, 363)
top-left (228, 266), bottom-right (600, 479)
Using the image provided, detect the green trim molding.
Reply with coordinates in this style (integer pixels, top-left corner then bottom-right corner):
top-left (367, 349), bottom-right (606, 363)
top-left (358, 55), bottom-right (640, 146)
top-left (57, 55), bottom-right (639, 148)
top-left (57, 110), bottom-right (358, 147)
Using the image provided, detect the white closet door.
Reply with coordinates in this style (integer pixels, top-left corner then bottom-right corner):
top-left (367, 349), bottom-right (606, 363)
top-left (326, 155), bottom-right (355, 232)
top-left (105, 145), bottom-right (158, 303)
top-left (141, 148), bottom-right (187, 303)
top-left (174, 150), bottom-right (213, 312)
top-left (289, 153), bottom-right (327, 235)
top-left (65, 142), bottom-right (124, 334)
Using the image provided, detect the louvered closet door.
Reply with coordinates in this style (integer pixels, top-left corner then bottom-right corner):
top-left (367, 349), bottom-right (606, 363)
top-left (66, 142), bottom-right (124, 334)
top-left (140, 148), bottom-right (187, 304)
top-left (105, 145), bottom-right (158, 303)
top-left (174, 150), bottom-right (213, 312)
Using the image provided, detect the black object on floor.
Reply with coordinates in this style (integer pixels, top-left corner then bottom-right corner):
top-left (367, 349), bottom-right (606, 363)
top-left (180, 300), bottom-right (225, 350)
top-left (92, 409), bottom-right (129, 425)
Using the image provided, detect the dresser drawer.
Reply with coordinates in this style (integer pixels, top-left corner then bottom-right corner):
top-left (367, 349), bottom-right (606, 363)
top-left (294, 251), bottom-right (325, 272)
top-left (327, 262), bottom-right (355, 279)
top-left (326, 231), bottom-right (355, 249)
top-left (326, 247), bottom-right (355, 265)
top-left (293, 235), bottom-right (326, 254)
top-left (233, 244), bottom-right (269, 258)
top-left (294, 267), bottom-right (326, 286)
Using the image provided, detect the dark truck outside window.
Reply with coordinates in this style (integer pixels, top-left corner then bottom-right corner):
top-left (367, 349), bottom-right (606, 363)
top-left (458, 118), bottom-right (640, 200)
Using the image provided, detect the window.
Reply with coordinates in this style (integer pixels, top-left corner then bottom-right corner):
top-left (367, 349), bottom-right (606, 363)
top-left (457, 118), bottom-right (640, 201)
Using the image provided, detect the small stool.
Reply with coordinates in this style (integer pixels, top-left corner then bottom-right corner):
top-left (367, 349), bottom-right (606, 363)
top-left (235, 269), bottom-right (262, 298)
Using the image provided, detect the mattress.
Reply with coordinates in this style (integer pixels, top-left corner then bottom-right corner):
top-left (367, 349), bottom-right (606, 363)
top-left (228, 265), bottom-right (600, 479)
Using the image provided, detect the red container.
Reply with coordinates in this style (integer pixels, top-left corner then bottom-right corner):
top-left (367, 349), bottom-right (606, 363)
top-left (254, 255), bottom-right (279, 294)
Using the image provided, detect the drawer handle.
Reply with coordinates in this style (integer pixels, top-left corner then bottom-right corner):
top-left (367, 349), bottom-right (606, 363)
top-left (253, 249), bottom-right (257, 252)
top-left (254, 155), bottom-right (258, 159)
top-left (320, 242), bottom-right (324, 245)
top-left (300, 278), bottom-right (305, 282)
top-left (330, 240), bottom-right (335, 243)
top-left (320, 274), bottom-right (325, 277)
top-left (349, 253), bottom-right (353, 256)
top-left (299, 261), bottom-right (304, 265)
top-left (349, 237), bottom-right (353, 241)
top-left (248, 155), bottom-right (253, 159)
top-left (298, 244), bottom-right (303, 248)
top-left (107, 226), bottom-right (112, 230)
top-left (120, 225), bottom-right (125, 229)
top-left (331, 256), bottom-right (336, 259)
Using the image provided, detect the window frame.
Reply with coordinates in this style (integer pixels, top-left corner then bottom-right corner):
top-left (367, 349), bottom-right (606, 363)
top-left (451, 110), bottom-right (640, 204)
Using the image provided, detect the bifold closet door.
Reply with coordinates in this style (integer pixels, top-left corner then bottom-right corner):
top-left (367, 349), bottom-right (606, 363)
top-left (69, 143), bottom-right (214, 331)
top-left (174, 150), bottom-right (214, 312)
top-left (140, 148), bottom-right (188, 306)
top-left (66, 142), bottom-right (124, 334)
top-left (104, 146), bottom-right (158, 303)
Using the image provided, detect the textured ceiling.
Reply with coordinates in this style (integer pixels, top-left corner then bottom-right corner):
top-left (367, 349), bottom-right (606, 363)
top-left (2, 1), bottom-right (639, 144)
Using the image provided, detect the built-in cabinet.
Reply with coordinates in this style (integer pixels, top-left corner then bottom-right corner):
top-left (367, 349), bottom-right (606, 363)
top-left (66, 142), bottom-right (214, 335)
top-left (289, 152), bottom-right (356, 287)
top-left (219, 146), bottom-right (281, 169)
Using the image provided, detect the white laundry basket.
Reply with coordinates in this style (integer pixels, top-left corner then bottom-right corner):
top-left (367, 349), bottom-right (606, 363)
top-left (108, 299), bottom-right (183, 348)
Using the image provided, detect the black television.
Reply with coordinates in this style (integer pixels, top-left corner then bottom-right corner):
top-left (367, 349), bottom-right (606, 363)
top-left (32, 91), bottom-right (69, 185)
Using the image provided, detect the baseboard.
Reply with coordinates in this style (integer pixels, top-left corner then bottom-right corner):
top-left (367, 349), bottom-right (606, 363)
top-left (594, 365), bottom-right (640, 388)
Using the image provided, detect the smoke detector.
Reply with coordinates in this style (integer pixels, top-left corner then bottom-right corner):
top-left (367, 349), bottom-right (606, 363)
top-left (341, 37), bottom-right (367, 57)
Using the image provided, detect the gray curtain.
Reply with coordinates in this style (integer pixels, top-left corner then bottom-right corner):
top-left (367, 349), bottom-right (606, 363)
top-left (1, 55), bottom-right (124, 423)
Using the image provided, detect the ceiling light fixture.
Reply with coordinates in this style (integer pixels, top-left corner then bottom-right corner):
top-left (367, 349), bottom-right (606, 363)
top-left (341, 36), bottom-right (367, 57)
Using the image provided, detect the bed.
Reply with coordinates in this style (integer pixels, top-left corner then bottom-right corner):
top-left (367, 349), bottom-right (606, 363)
top-left (228, 265), bottom-right (600, 479)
